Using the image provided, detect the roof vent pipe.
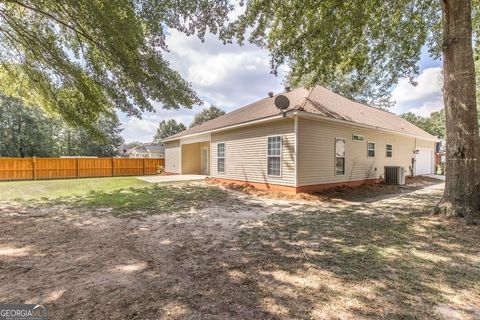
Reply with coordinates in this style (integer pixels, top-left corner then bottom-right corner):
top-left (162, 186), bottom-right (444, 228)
top-left (268, 92), bottom-right (274, 98)
top-left (285, 86), bottom-right (291, 92)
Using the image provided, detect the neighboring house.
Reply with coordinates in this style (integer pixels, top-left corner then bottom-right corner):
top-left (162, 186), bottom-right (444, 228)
top-left (435, 139), bottom-right (446, 168)
top-left (124, 144), bottom-right (165, 158)
top-left (163, 86), bottom-right (437, 193)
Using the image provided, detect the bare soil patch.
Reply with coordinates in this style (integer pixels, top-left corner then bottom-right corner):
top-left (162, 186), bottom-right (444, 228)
top-left (1, 181), bottom-right (478, 320)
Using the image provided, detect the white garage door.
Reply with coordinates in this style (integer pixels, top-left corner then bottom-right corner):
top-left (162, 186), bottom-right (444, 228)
top-left (416, 149), bottom-right (433, 175)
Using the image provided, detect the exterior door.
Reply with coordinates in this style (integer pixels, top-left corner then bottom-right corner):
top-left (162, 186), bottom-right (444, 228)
top-left (415, 149), bottom-right (434, 175)
top-left (201, 147), bottom-right (209, 175)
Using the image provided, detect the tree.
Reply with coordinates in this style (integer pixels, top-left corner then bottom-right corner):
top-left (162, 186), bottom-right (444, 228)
top-left (0, 1), bottom-right (231, 134)
top-left (123, 141), bottom-right (144, 150)
top-left (0, 95), bottom-right (54, 157)
top-left (0, 95), bottom-right (124, 157)
top-left (229, 0), bottom-right (480, 223)
top-left (401, 111), bottom-right (446, 139)
top-left (190, 106), bottom-right (225, 128)
top-left (154, 119), bottom-right (186, 141)
top-left (428, 109), bottom-right (447, 139)
top-left (56, 114), bottom-right (124, 157)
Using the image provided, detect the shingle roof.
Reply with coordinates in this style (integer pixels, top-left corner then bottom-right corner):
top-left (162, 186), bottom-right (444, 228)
top-left (164, 86), bottom-right (437, 141)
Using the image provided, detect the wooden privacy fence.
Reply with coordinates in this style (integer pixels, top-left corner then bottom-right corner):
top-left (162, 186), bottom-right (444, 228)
top-left (0, 157), bottom-right (165, 181)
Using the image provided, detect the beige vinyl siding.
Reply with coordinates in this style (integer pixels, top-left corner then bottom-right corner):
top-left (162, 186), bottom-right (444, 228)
top-left (211, 119), bottom-right (295, 186)
top-left (415, 138), bottom-right (436, 149)
top-left (297, 118), bottom-right (419, 186)
top-left (164, 141), bottom-right (181, 174)
top-left (181, 143), bottom-right (201, 174)
top-left (180, 142), bottom-right (210, 174)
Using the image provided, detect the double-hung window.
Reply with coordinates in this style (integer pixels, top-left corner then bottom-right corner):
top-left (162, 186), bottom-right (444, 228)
top-left (386, 144), bottom-right (393, 158)
top-left (335, 138), bottom-right (346, 175)
top-left (267, 136), bottom-right (282, 176)
top-left (367, 141), bottom-right (375, 157)
top-left (217, 143), bottom-right (225, 173)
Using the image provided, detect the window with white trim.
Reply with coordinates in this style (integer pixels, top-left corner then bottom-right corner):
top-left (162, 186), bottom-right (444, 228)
top-left (386, 144), bottom-right (393, 158)
top-left (267, 136), bottom-right (282, 176)
top-left (217, 143), bottom-right (225, 173)
top-left (335, 138), bottom-right (346, 175)
top-left (367, 141), bottom-right (375, 157)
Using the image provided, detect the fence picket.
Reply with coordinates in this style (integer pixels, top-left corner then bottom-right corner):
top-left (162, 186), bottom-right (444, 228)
top-left (0, 158), bottom-right (165, 181)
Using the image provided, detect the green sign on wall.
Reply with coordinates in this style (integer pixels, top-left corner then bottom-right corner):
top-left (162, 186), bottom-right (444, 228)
top-left (352, 134), bottom-right (365, 142)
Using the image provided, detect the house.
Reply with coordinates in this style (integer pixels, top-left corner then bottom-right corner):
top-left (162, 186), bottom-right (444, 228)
top-left (163, 86), bottom-right (437, 193)
top-left (124, 144), bottom-right (165, 158)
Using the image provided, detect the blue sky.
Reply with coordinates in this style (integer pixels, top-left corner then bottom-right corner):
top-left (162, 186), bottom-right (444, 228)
top-left (119, 32), bottom-right (443, 142)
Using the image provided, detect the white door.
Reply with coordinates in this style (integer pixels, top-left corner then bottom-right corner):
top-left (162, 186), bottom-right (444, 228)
top-left (415, 149), bottom-right (433, 175)
top-left (201, 147), bottom-right (209, 175)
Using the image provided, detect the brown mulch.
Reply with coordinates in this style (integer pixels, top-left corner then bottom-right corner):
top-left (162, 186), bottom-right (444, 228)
top-left (207, 176), bottom-right (443, 202)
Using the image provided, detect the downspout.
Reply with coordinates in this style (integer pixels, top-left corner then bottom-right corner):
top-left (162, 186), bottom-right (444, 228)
top-left (294, 115), bottom-right (299, 188)
top-left (179, 139), bottom-right (183, 174)
top-left (412, 138), bottom-right (417, 177)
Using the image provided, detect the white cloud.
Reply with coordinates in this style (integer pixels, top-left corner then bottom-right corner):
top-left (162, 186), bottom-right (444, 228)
top-left (391, 67), bottom-right (444, 116)
top-left (408, 98), bottom-right (444, 117)
top-left (120, 28), bottom-right (286, 142)
top-left (121, 117), bottom-right (158, 142)
top-left (392, 67), bottom-right (443, 104)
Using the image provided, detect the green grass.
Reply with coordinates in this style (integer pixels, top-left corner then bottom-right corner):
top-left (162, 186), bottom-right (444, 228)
top-left (0, 177), bottom-right (150, 201)
top-left (59, 184), bottom-right (228, 216)
top-left (0, 177), bottom-right (229, 216)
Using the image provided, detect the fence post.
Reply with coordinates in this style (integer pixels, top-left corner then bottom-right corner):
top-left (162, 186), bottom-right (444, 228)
top-left (76, 158), bottom-right (80, 178)
top-left (32, 157), bottom-right (37, 180)
top-left (143, 158), bottom-right (146, 175)
top-left (112, 158), bottom-right (115, 177)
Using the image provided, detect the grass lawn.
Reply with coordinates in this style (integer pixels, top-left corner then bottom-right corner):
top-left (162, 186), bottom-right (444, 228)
top-left (0, 177), bottom-right (151, 201)
top-left (0, 177), bottom-right (227, 216)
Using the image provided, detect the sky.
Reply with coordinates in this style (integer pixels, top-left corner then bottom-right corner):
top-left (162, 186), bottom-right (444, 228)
top-left (119, 31), bottom-right (443, 143)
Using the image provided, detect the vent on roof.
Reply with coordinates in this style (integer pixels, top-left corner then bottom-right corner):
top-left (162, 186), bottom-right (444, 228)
top-left (268, 92), bottom-right (274, 98)
top-left (285, 86), bottom-right (291, 92)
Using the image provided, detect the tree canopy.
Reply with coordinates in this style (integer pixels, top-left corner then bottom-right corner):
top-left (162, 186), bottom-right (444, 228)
top-left (154, 119), bottom-right (186, 141)
top-left (190, 105), bottom-right (225, 128)
top-left (0, 95), bottom-right (124, 157)
top-left (401, 110), bottom-right (446, 138)
top-left (0, 0), bottom-right (231, 134)
top-left (227, 1), bottom-right (445, 107)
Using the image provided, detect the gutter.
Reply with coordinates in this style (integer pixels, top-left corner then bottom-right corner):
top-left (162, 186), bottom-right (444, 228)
top-left (162, 114), bottom-right (289, 143)
top-left (290, 110), bottom-right (439, 142)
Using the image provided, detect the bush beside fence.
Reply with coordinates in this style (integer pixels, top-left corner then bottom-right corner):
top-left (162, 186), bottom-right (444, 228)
top-left (0, 157), bottom-right (165, 181)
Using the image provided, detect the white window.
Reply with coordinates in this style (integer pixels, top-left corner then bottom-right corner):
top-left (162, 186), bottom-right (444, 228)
top-left (335, 138), bottom-right (346, 175)
top-left (267, 136), bottom-right (282, 176)
top-left (217, 143), bottom-right (225, 173)
top-left (367, 141), bottom-right (375, 157)
top-left (386, 144), bottom-right (393, 158)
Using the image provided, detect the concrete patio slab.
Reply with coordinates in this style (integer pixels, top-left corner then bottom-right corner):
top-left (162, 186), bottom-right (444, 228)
top-left (136, 175), bottom-right (207, 183)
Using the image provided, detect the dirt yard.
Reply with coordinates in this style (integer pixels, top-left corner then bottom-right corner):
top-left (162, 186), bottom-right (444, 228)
top-left (0, 178), bottom-right (479, 319)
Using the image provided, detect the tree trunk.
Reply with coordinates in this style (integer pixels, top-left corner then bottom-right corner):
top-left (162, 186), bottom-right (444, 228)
top-left (439, 0), bottom-right (480, 224)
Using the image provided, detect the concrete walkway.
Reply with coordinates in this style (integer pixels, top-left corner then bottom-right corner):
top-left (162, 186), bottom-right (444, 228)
top-left (422, 174), bottom-right (445, 190)
top-left (136, 175), bottom-right (207, 183)
top-left (424, 174), bottom-right (446, 181)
